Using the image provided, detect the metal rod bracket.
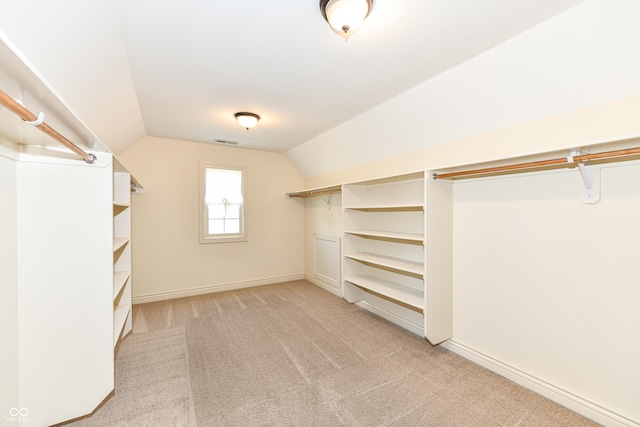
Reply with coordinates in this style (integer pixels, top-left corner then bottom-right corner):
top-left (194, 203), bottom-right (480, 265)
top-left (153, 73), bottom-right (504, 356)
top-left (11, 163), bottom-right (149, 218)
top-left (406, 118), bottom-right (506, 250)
top-left (24, 111), bottom-right (45, 126)
top-left (570, 150), bottom-right (600, 204)
top-left (84, 153), bottom-right (97, 164)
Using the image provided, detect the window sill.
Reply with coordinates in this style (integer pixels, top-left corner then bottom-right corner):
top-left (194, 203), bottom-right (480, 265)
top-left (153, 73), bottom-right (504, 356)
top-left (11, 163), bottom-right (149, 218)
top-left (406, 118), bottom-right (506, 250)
top-left (200, 235), bottom-right (248, 244)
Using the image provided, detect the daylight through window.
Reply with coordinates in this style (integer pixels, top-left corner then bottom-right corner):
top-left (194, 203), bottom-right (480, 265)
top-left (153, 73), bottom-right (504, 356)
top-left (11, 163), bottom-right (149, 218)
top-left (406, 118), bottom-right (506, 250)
top-left (200, 164), bottom-right (246, 243)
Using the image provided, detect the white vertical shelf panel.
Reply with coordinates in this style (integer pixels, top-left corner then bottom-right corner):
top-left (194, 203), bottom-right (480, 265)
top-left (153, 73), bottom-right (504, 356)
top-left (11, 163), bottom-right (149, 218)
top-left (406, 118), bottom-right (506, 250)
top-left (0, 153), bottom-right (19, 419)
top-left (16, 156), bottom-right (114, 426)
top-left (113, 170), bottom-right (132, 347)
top-left (424, 172), bottom-right (454, 345)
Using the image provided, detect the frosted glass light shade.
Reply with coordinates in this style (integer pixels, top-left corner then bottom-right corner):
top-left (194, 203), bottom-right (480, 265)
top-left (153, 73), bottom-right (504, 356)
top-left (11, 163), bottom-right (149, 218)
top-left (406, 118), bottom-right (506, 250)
top-left (321, 0), bottom-right (373, 38)
top-left (234, 112), bottom-right (260, 130)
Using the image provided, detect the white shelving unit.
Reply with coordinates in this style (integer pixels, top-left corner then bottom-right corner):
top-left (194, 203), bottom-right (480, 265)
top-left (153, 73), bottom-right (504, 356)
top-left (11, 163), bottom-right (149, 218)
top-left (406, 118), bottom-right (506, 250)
top-left (0, 35), bottom-right (141, 425)
top-left (113, 168), bottom-right (133, 347)
top-left (341, 171), bottom-right (453, 344)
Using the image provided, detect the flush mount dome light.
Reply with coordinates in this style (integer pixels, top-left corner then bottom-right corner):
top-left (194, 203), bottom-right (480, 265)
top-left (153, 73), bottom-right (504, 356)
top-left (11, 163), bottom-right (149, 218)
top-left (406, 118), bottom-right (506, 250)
top-left (320, 0), bottom-right (373, 40)
top-left (234, 112), bottom-right (260, 130)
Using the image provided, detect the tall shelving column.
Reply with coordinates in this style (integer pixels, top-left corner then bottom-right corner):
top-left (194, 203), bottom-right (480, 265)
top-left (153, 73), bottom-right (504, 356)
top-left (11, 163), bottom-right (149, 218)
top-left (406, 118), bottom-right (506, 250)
top-left (341, 171), bottom-right (453, 345)
top-left (424, 171), bottom-right (453, 345)
top-left (113, 169), bottom-right (132, 347)
top-left (342, 172), bottom-right (427, 325)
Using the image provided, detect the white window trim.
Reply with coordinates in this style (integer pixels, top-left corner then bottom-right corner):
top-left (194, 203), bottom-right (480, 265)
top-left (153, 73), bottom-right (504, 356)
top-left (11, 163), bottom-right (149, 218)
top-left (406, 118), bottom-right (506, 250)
top-left (199, 162), bottom-right (248, 244)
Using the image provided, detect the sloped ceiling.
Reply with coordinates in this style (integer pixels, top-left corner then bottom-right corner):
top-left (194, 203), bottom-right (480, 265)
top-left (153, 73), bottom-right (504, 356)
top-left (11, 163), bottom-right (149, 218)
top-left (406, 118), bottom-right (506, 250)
top-left (290, 0), bottom-right (640, 178)
top-left (0, 0), bottom-right (583, 156)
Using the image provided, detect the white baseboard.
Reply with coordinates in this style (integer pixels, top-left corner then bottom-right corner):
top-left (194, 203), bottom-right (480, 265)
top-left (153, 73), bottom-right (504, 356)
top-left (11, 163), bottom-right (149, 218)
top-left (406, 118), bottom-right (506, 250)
top-left (305, 274), bottom-right (343, 297)
top-left (442, 340), bottom-right (638, 427)
top-left (132, 274), bottom-right (305, 304)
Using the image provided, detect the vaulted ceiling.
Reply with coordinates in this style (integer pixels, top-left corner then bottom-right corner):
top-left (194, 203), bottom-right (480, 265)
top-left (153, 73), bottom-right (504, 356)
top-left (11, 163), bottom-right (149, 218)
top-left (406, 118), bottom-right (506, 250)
top-left (0, 0), bottom-right (584, 155)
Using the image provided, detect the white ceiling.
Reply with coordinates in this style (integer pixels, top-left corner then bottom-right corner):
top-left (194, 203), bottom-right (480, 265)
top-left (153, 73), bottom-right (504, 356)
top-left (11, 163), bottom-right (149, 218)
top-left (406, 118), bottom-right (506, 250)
top-left (0, 1), bottom-right (585, 156)
top-left (111, 0), bottom-right (584, 153)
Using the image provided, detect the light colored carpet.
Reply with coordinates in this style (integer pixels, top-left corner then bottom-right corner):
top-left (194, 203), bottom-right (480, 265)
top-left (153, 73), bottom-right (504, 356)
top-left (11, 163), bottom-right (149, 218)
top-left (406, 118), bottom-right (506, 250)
top-left (66, 327), bottom-right (196, 426)
top-left (65, 280), bottom-right (600, 426)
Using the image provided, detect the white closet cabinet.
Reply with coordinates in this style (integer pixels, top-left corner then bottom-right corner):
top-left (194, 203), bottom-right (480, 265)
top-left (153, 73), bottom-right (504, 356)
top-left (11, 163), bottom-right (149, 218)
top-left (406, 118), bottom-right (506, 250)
top-left (341, 172), bottom-right (452, 344)
top-left (15, 154), bottom-right (116, 426)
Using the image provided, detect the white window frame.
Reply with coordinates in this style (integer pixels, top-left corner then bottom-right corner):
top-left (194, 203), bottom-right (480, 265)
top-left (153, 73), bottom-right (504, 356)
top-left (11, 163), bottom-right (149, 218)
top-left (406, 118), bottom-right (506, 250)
top-left (199, 162), bottom-right (247, 244)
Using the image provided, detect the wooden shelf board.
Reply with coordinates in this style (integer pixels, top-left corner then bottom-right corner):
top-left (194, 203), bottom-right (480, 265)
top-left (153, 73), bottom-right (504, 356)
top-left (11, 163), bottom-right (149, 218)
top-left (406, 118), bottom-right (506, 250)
top-left (113, 204), bottom-right (129, 216)
top-left (344, 274), bottom-right (424, 310)
top-left (344, 252), bottom-right (424, 276)
top-left (344, 229), bottom-right (424, 243)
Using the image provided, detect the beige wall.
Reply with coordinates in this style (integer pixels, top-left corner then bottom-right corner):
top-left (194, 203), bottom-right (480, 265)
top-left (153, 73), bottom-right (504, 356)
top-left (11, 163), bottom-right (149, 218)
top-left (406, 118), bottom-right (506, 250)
top-left (304, 95), bottom-right (640, 190)
top-left (452, 162), bottom-right (640, 425)
top-left (120, 136), bottom-right (305, 301)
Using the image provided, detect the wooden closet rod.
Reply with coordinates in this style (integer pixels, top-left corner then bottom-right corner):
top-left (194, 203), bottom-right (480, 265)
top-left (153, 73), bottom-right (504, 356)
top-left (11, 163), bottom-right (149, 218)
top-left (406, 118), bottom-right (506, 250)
top-left (287, 186), bottom-right (342, 198)
top-left (0, 89), bottom-right (96, 164)
top-left (433, 146), bottom-right (640, 180)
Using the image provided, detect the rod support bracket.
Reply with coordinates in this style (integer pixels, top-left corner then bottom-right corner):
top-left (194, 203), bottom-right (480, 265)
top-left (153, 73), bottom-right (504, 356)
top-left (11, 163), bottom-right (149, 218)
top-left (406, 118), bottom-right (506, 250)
top-left (84, 153), bottom-right (97, 164)
top-left (24, 111), bottom-right (45, 126)
top-left (570, 149), bottom-right (600, 204)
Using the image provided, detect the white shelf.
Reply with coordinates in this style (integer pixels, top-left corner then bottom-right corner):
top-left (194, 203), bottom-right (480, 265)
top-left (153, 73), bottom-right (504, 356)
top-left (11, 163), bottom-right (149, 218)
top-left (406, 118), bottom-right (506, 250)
top-left (344, 229), bottom-right (424, 243)
top-left (113, 304), bottom-right (131, 347)
top-left (113, 236), bottom-right (130, 252)
top-left (113, 270), bottom-right (131, 299)
top-left (286, 184), bottom-right (342, 198)
top-left (344, 275), bottom-right (423, 310)
top-left (344, 204), bottom-right (423, 211)
top-left (344, 252), bottom-right (424, 276)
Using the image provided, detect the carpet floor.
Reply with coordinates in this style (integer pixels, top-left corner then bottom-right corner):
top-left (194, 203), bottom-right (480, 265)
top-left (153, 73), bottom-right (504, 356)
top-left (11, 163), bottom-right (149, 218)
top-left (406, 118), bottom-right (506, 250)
top-left (66, 280), bottom-right (600, 426)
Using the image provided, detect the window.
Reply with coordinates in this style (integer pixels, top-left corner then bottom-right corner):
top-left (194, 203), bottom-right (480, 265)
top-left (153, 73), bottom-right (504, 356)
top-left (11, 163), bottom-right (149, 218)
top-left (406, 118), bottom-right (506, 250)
top-left (200, 163), bottom-right (246, 243)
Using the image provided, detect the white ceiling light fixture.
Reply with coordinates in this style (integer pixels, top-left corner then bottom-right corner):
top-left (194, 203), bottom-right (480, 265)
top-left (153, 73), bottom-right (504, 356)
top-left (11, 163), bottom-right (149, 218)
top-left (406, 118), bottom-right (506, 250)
top-left (320, 0), bottom-right (373, 40)
top-left (234, 112), bottom-right (260, 130)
